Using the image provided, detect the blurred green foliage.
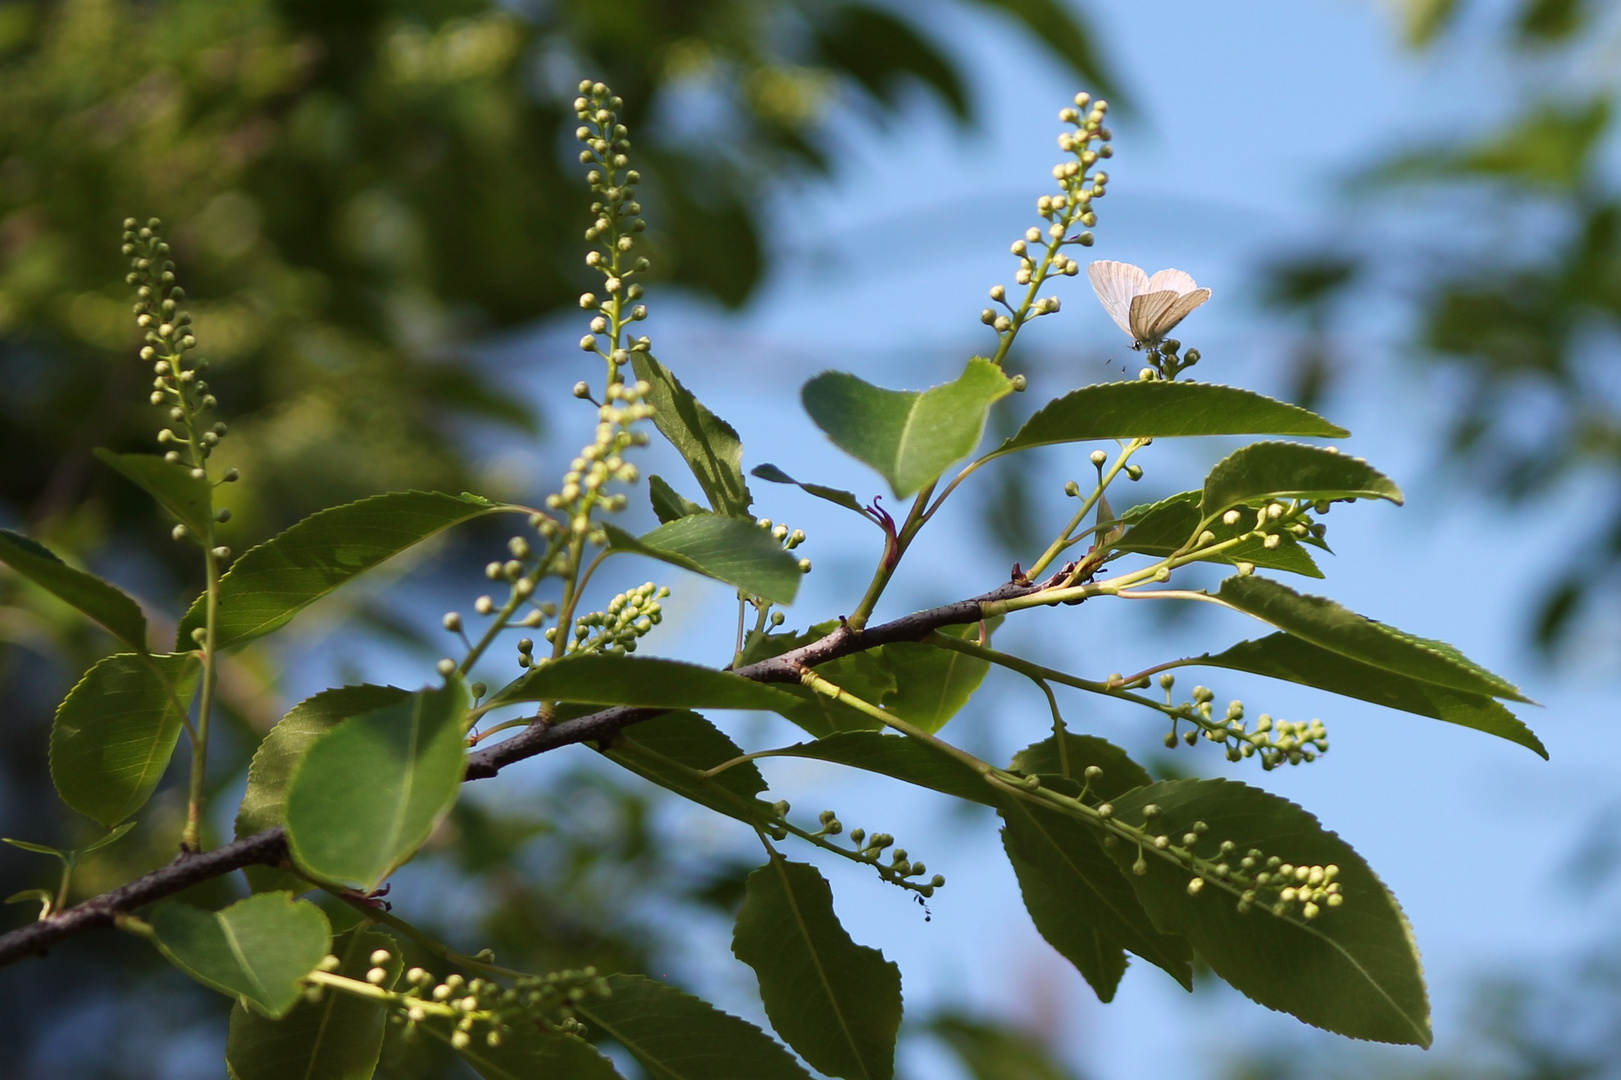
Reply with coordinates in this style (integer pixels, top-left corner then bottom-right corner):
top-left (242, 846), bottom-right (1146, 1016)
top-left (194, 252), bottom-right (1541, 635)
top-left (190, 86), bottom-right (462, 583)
top-left (0, 1), bottom-right (1114, 1076)
top-left (1265, 0), bottom-right (1621, 656)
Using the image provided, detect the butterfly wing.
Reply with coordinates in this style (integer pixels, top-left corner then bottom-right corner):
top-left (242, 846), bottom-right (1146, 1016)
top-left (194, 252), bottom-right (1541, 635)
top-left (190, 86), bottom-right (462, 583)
top-left (1088, 260), bottom-right (1148, 337)
top-left (1145, 268), bottom-right (1198, 295)
top-left (1127, 290), bottom-right (1180, 343)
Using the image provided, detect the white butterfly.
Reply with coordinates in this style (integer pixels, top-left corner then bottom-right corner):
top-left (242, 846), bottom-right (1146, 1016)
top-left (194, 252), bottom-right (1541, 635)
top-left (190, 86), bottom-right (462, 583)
top-left (1087, 260), bottom-right (1211, 347)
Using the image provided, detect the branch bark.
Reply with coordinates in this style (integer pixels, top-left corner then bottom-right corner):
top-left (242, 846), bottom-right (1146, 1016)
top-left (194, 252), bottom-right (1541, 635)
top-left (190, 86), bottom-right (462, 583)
top-left (0, 574), bottom-right (1055, 968)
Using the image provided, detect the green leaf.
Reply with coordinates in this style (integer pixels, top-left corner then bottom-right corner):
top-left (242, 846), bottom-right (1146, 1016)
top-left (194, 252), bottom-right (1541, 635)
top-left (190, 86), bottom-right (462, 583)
top-left (1114, 492), bottom-right (1323, 577)
top-left (998, 794), bottom-right (1193, 992)
top-left (1201, 443), bottom-right (1403, 518)
top-left (454, 1027), bottom-right (625, 1080)
top-left (649, 475), bottom-right (709, 524)
top-left (601, 711), bottom-right (769, 824)
top-left (929, 1013), bottom-right (1081, 1080)
top-left (733, 857), bottom-right (903, 1080)
top-left (1104, 779), bottom-right (1431, 1046)
top-left (751, 464), bottom-right (870, 517)
top-left (999, 382), bottom-right (1347, 457)
top-left (283, 680), bottom-right (469, 891)
top-left (604, 515), bottom-right (802, 605)
top-left (80, 820), bottom-right (139, 855)
top-left (878, 629), bottom-right (991, 734)
top-left (1192, 633), bottom-right (1546, 757)
top-left (801, 358), bottom-right (1014, 497)
top-left (1215, 575), bottom-right (1530, 702)
top-left (631, 352), bottom-right (753, 518)
top-left (236, 684), bottom-right (412, 891)
top-left (178, 490), bottom-right (501, 652)
top-left (774, 726), bottom-right (992, 804)
top-left (0, 530), bottom-right (148, 649)
top-left (50, 652), bottom-right (202, 827)
top-left (491, 654), bottom-right (805, 713)
top-left (150, 892), bottom-right (332, 1019)
top-left (574, 973), bottom-right (811, 1080)
top-left (225, 926), bottom-right (399, 1080)
top-left (95, 449), bottom-right (215, 539)
top-left (6, 890), bottom-right (52, 918)
top-left (1010, 733), bottom-right (1152, 796)
top-left (2, 837), bottom-right (65, 858)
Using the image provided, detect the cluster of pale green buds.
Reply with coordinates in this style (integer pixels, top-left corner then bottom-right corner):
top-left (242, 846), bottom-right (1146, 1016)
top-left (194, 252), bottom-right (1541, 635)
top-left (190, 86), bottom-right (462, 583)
top-left (123, 218), bottom-right (237, 556)
top-left (757, 516), bottom-right (812, 574)
top-left (1160, 680), bottom-right (1328, 770)
top-left (797, 804), bottom-right (945, 897)
top-left (547, 580), bottom-right (669, 656)
top-left (980, 92), bottom-right (1111, 338)
top-left (1137, 338), bottom-right (1202, 382)
top-left (363, 956), bottom-right (608, 1048)
top-left (1208, 847), bottom-right (1344, 920)
top-left (543, 380), bottom-right (654, 540)
top-left (574, 80), bottom-right (651, 371)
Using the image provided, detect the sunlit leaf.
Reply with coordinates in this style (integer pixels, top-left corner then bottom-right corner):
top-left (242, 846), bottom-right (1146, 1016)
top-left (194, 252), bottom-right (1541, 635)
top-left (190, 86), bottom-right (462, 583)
top-left (226, 926), bottom-right (399, 1080)
top-left (1216, 575), bottom-right (1530, 702)
top-left (632, 352), bottom-right (753, 518)
top-left (802, 358), bottom-right (1014, 497)
top-left (752, 464), bottom-right (871, 517)
top-left (1115, 492), bottom-right (1323, 577)
top-left (601, 711), bottom-right (770, 824)
top-left (151, 892), bottom-right (331, 1019)
top-left (1000, 382), bottom-right (1346, 457)
top-left (284, 680), bottom-right (469, 891)
top-left (0, 530), bottom-right (147, 649)
top-left (1105, 779), bottom-right (1431, 1046)
top-left (1201, 443), bottom-right (1402, 518)
top-left (1192, 633), bottom-right (1545, 757)
top-left (492, 653), bottom-right (804, 713)
top-left (50, 652), bottom-right (201, 827)
top-left (603, 515), bottom-right (801, 605)
top-left (733, 857), bottom-right (903, 1079)
top-left (574, 973), bottom-right (811, 1080)
top-left (178, 491), bottom-right (502, 651)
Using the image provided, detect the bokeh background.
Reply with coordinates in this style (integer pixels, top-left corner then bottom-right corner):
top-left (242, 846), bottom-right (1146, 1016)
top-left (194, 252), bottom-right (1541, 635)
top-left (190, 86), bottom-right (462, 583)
top-left (2, 1), bottom-right (1619, 1077)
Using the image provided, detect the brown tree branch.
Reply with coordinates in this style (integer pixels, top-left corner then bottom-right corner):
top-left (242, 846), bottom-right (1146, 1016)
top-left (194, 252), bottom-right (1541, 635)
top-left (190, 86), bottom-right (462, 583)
top-left (0, 574), bottom-right (1058, 969)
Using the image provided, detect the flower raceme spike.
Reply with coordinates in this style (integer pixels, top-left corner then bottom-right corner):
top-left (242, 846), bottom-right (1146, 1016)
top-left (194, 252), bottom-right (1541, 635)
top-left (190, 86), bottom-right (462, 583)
top-left (1088, 260), bottom-right (1212, 347)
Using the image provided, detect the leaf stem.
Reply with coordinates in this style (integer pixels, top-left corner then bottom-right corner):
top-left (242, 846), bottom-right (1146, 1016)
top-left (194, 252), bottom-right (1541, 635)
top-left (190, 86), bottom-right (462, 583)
top-left (1027, 438), bottom-right (1147, 580)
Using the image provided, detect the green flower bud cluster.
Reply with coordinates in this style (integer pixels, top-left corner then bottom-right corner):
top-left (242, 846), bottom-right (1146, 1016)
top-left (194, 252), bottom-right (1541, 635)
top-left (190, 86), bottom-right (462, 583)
top-left (543, 379), bottom-right (654, 540)
top-left (574, 81), bottom-right (651, 383)
top-left (824, 816), bottom-right (945, 898)
top-left (756, 516), bottom-right (811, 574)
top-left (1161, 684), bottom-right (1329, 769)
top-left (547, 580), bottom-right (669, 655)
top-left (378, 959), bottom-right (609, 1048)
top-left (1203, 845), bottom-right (1344, 920)
top-left (981, 92), bottom-right (1111, 351)
top-left (1140, 339), bottom-right (1201, 381)
top-left (123, 219), bottom-right (234, 501)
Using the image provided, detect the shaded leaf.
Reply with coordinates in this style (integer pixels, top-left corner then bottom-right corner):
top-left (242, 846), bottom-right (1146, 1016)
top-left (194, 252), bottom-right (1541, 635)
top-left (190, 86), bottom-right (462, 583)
top-left (226, 925), bottom-right (399, 1080)
top-left (1193, 633), bottom-right (1545, 757)
top-left (998, 794), bottom-right (1192, 995)
top-left (601, 711), bottom-right (769, 824)
top-left (95, 449), bottom-right (214, 539)
top-left (802, 358), bottom-right (1013, 497)
top-left (929, 1012), bottom-right (1081, 1080)
top-left (284, 681), bottom-right (469, 891)
top-left (1105, 779), bottom-right (1431, 1046)
top-left (1114, 491), bottom-right (1323, 577)
top-left (1201, 442), bottom-right (1403, 518)
top-left (632, 353), bottom-right (753, 518)
top-left (733, 857), bottom-right (903, 1079)
top-left (0, 529), bottom-right (147, 649)
top-left (1216, 575), bottom-right (1530, 702)
top-left (649, 475), bottom-right (708, 524)
top-left (752, 464), bottom-right (870, 517)
top-left (879, 627), bottom-right (991, 734)
top-left (50, 652), bottom-right (201, 827)
top-left (603, 515), bottom-right (801, 605)
top-left (1010, 733), bottom-right (1151, 796)
top-left (574, 973), bottom-right (811, 1080)
top-left (179, 491), bottom-right (501, 651)
top-left (778, 726), bottom-right (992, 804)
top-left (236, 684), bottom-right (411, 891)
top-left (151, 892), bottom-right (331, 1019)
top-left (454, 1026), bottom-right (625, 1080)
top-left (1000, 382), bottom-right (1346, 457)
top-left (491, 654), bottom-right (804, 713)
